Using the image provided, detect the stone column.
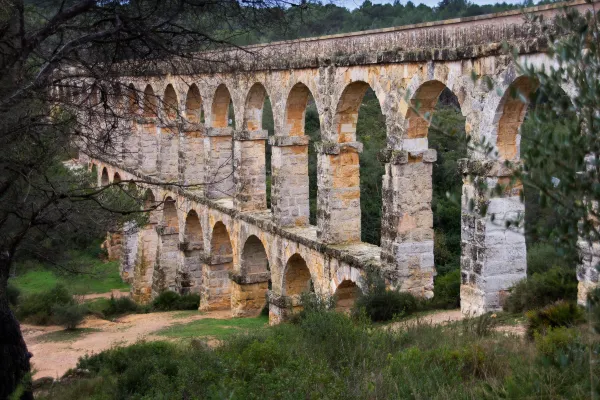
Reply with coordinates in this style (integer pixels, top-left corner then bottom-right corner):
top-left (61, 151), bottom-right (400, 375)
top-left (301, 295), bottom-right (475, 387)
top-left (234, 130), bottom-right (268, 212)
top-left (270, 136), bottom-right (310, 227)
top-left (123, 121), bottom-right (140, 169)
top-left (204, 127), bottom-right (234, 199)
top-left (103, 231), bottom-right (123, 262)
top-left (199, 252), bottom-right (233, 311)
top-left (158, 123), bottom-right (179, 182)
top-left (138, 117), bottom-right (159, 176)
top-left (230, 272), bottom-right (270, 317)
top-left (120, 221), bottom-right (139, 284)
top-left (458, 159), bottom-right (527, 316)
top-left (267, 290), bottom-right (291, 325)
top-left (179, 122), bottom-right (205, 194)
top-left (177, 241), bottom-right (203, 295)
top-left (316, 142), bottom-right (363, 244)
top-left (577, 241), bottom-right (600, 305)
top-left (132, 223), bottom-right (158, 304)
top-left (379, 149), bottom-right (436, 298)
top-left (152, 224), bottom-right (180, 297)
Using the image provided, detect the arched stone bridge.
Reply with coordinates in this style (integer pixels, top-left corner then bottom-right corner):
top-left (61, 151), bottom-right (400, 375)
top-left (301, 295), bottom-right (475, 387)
top-left (77, 0), bottom-right (597, 322)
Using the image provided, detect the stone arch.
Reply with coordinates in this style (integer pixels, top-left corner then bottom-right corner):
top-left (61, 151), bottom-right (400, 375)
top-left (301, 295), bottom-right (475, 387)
top-left (492, 76), bottom-right (538, 161)
top-left (113, 172), bottom-right (121, 183)
top-left (184, 210), bottom-right (204, 251)
top-left (243, 83), bottom-right (269, 131)
top-left (185, 84), bottom-right (203, 123)
top-left (334, 280), bottom-right (361, 311)
top-left (201, 221), bottom-right (234, 310)
top-left (162, 196), bottom-right (179, 230)
top-left (132, 189), bottom-right (160, 303)
top-left (284, 82), bottom-right (316, 137)
top-left (89, 84), bottom-right (99, 107)
top-left (333, 81), bottom-right (377, 143)
top-left (179, 210), bottom-right (203, 295)
top-left (100, 167), bottom-right (109, 186)
top-left (404, 80), bottom-right (448, 142)
top-left (126, 83), bottom-right (139, 115)
top-left (283, 253), bottom-right (312, 297)
top-left (210, 84), bottom-right (234, 128)
top-left (163, 84), bottom-right (179, 122)
top-left (210, 221), bottom-right (232, 260)
top-left (143, 84), bottom-right (158, 118)
top-left (241, 235), bottom-right (269, 275)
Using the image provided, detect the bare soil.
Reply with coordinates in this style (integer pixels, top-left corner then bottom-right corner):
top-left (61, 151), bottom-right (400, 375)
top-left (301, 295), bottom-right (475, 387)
top-left (23, 309), bottom-right (230, 380)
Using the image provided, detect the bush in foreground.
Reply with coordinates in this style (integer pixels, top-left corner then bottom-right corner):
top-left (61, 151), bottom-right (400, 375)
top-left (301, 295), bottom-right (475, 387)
top-left (151, 291), bottom-right (200, 311)
top-left (52, 303), bottom-right (88, 330)
top-left (38, 308), bottom-right (598, 400)
top-left (526, 300), bottom-right (585, 338)
top-left (504, 266), bottom-right (577, 313)
top-left (17, 284), bottom-right (74, 325)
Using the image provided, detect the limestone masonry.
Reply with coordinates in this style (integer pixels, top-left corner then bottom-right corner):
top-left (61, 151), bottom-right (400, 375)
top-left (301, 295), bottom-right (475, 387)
top-left (73, 0), bottom-right (598, 323)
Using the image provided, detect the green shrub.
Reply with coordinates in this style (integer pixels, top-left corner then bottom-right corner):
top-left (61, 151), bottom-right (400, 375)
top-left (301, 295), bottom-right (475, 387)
top-left (103, 296), bottom-right (139, 318)
top-left (504, 266), bottom-right (577, 313)
top-left (587, 287), bottom-right (600, 334)
top-left (17, 283), bottom-right (74, 324)
top-left (526, 301), bottom-right (585, 338)
top-left (354, 290), bottom-right (417, 322)
top-left (431, 269), bottom-right (460, 309)
top-left (7, 283), bottom-right (20, 307)
top-left (52, 303), bottom-right (88, 330)
top-left (151, 291), bottom-right (200, 311)
top-left (526, 243), bottom-right (570, 276)
top-left (534, 326), bottom-right (579, 358)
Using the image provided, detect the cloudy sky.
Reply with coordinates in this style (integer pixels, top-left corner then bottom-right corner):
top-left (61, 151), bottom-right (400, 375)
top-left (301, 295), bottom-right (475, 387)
top-left (338, 0), bottom-right (529, 9)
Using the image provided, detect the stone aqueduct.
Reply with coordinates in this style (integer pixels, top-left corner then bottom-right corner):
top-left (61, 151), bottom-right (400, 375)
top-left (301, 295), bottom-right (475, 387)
top-left (75, 1), bottom-right (597, 323)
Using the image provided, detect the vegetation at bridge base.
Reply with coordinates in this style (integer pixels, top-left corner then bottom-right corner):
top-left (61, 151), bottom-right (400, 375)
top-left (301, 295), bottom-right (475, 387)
top-left (37, 305), bottom-right (600, 400)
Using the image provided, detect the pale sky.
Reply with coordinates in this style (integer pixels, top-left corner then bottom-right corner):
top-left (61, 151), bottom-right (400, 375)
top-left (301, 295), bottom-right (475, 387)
top-left (338, 0), bottom-right (531, 10)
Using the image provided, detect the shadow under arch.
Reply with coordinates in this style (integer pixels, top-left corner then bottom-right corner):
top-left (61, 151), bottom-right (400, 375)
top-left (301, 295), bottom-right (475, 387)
top-left (282, 253), bottom-right (313, 314)
top-left (200, 221), bottom-right (234, 311)
top-left (152, 196), bottom-right (180, 296)
top-left (210, 84), bottom-right (235, 128)
top-left (185, 83), bottom-right (203, 123)
top-left (100, 167), bottom-right (109, 186)
top-left (231, 234), bottom-right (271, 317)
top-left (179, 209), bottom-right (204, 296)
top-left (163, 84), bottom-right (179, 122)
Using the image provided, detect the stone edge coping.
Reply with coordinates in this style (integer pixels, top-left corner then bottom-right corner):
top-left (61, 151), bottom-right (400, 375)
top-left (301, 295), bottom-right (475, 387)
top-left (457, 158), bottom-right (521, 177)
top-left (206, 127), bottom-right (234, 137)
top-left (379, 149), bottom-right (437, 164)
top-left (315, 141), bottom-right (363, 155)
top-left (230, 271), bottom-right (271, 285)
top-left (233, 129), bottom-right (268, 141)
top-left (89, 154), bottom-right (384, 272)
top-left (268, 135), bottom-right (310, 147)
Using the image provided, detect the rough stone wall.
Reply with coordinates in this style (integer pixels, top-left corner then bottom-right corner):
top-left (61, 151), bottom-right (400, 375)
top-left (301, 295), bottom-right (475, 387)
top-left (179, 126), bottom-right (205, 193)
top-left (233, 130), bottom-right (268, 212)
top-left (158, 125), bottom-right (179, 182)
top-left (270, 136), bottom-right (310, 227)
top-left (577, 241), bottom-right (600, 306)
top-left (120, 221), bottom-right (139, 283)
top-left (139, 122), bottom-right (158, 175)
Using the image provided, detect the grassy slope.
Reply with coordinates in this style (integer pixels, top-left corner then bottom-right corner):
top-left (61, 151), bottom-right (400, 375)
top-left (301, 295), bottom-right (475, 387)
top-left (155, 315), bottom-right (269, 339)
top-left (11, 257), bottom-right (129, 296)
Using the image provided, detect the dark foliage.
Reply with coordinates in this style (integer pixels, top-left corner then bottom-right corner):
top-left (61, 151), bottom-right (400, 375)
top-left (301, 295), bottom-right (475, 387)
top-left (526, 301), bottom-right (585, 339)
top-left (151, 291), bottom-right (200, 311)
top-left (16, 284), bottom-right (74, 325)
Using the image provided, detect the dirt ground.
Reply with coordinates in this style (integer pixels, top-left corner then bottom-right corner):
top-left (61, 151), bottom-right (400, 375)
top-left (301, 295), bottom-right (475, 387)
top-left (23, 309), bottom-right (231, 380)
top-left (23, 305), bottom-right (524, 381)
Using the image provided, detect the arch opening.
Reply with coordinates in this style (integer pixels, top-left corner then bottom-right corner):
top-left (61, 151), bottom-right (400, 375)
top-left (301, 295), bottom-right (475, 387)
top-left (143, 84), bottom-right (158, 118)
top-left (126, 84), bottom-right (138, 116)
top-left (211, 84), bottom-right (235, 128)
top-left (113, 172), bottom-right (121, 183)
top-left (333, 82), bottom-right (386, 245)
top-left (163, 84), bottom-right (179, 122)
top-left (283, 253), bottom-right (312, 300)
top-left (162, 197), bottom-right (178, 230)
top-left (180, 210), bottom-right (203, 295)
top-left (282, 83), bottom-right (320, 224)
top-left (185, 84), bottom-right (203, 123)
top-left (408, 81), bottom-right (467, 306)
top-left (201, 221), bottom-right (234, 310)
top-left (100, 167), bottom-right (109, 186)
top-left (334, 280), bottom-right (361, 311)
top-left (184, 210), bottom-right (203, 251)
top-left (241, 235), bottom-right (269, 275)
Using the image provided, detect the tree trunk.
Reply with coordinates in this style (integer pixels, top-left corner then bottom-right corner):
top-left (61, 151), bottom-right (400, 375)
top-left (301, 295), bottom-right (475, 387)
top-left (0, 253), bottom-right (33, 400)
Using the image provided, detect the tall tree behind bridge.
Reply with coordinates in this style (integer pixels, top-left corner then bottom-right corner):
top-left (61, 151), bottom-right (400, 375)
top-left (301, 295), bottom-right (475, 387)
top-left (0, 1), bottom-right (305, 398)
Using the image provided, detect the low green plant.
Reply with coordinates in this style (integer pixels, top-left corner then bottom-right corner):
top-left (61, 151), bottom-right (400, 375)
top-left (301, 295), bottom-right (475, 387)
top-left (430, 269), bottom-right (460, 309)
top-left (534, 326), bottom-right (579, 358)
top-left (17, 283), bottom-right (74, 325)
top-left (587, 287), bottom-right (600, 334)
top-left (462, 313), bottom-right (498, 337)
top-left (52, 303), bottom-right (88, 330)
top-left (103, 296), bottom-right (139, 318)
top-left (151, 291), bottom-right (200, 311)
top-left (7, 283), bottom-right (20, 307)
top-left (504, 266), bottom-right (578, 313)
top-left (526, 301), bottom-right (585, 338)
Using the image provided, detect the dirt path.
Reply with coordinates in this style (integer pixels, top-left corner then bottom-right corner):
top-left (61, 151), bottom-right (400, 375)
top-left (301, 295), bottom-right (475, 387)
top-left (23, 309), bottom-right (231, 380)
